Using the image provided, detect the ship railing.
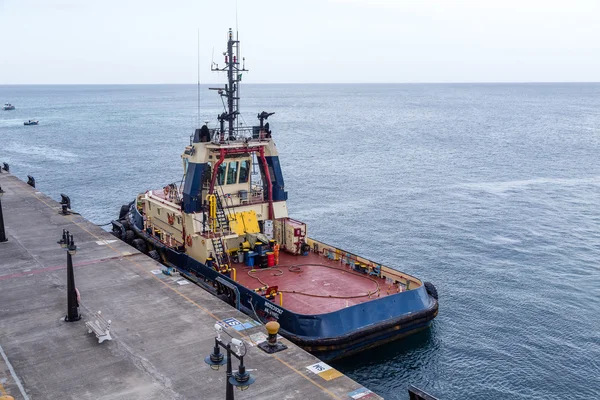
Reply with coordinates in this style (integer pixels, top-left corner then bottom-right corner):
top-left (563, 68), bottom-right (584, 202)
top-left (305, 237), bottom-right (422, 290)
top-left (189, 127), bottom-right (262, 145)
top-left (209, 126), bottom-right (272, 145)
top-left (191, 211), bottom-right (234, 238)
top-left (220, 198), bottom-right (264, 209)
top-left (201, 185), bottom-right (264, 208)
top-left (192, 224), bottom-right (234, 239)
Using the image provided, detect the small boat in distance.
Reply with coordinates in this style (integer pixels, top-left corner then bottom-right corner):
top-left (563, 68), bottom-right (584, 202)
top-left (3, 103), bottom-right (15, 110)
top-left (24, 120), bottom-right (39, 126)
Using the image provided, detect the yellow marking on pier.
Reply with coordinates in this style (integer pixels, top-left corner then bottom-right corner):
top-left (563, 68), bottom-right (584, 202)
top-left (319, 369), bottom-right (344, 381)
top-left (0, 382), bottom-right (15, 400)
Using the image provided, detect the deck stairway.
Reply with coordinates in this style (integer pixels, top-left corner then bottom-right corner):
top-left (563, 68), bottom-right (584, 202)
top-left (215, 194), bottom-right (230, 233)
top-left (210, 191), bottom-right (232, 273)
top-left (210, 236), bottom-right (231, 273)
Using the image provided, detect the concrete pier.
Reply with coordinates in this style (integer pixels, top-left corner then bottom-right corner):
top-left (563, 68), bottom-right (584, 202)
top-left (0, 172), bottom-right (382, 400)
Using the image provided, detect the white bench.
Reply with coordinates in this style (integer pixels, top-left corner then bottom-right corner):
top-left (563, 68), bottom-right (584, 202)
top-left (85, 311), bottom-right (112, 344)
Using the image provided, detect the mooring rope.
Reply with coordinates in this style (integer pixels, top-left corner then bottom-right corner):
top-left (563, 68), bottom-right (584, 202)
top-left (247, 263), bottom-right (380, 299)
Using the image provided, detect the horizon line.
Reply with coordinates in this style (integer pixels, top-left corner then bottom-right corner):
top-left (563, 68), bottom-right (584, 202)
top-left (1, 81), bottom-right (600, 86)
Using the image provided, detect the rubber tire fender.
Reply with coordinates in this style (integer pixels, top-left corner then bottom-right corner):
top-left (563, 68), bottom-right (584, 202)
top-left (424, 281), bottom-right (438, 300)
top-left (148, 250), bottom-right (160, 261)
top-left (120, 219), bottom-right (131, 230)
top-left (124, 230), bottom-right (135, 244)
top-left (119, 204), bottom-right (130, 219)
top-left (132, 238), bottom-right (147, 253)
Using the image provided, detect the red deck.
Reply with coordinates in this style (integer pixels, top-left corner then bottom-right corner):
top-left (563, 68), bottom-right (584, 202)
top-left (234, 250), bottom-right (399, 315)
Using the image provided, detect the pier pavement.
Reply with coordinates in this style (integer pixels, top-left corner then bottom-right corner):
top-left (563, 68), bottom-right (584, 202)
top-left (0, 172), bottom-right (382, 400)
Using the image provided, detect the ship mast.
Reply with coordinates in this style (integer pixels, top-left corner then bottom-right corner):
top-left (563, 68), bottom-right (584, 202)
top-left (211, 28), bottom-right (247, 140)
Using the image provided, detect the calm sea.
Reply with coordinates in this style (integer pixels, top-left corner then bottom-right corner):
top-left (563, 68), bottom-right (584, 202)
top-left (1, 83), bottom-right (599, 399)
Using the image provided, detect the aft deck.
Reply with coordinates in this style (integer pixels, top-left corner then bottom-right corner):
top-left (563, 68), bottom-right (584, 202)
top-left (233, 249), bottom-right (416, 315)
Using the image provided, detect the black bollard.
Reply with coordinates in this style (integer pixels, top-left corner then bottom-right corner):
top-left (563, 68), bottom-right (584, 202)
top-left (60, 193), bottom-right (71, 209)
top-left (60, 194), bottom-right (71, 215)
top-left (27, 175), bottom-right (35, 188)
top-left (0, 186), bottom-right (6, 243)
top-left (258, 321), bottom-right (287, 354)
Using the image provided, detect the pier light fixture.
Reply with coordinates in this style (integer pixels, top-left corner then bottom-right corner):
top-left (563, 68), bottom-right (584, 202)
top-left (58, 230), bottom-right (81, 322)
top-left (205, 341), bottom-right (226, 371)
top-left (58, 229), bottom-right (68, 248)
top-left (229, 357), bottom-right (256, 391)
top-left (205, 325), bottom-right (255, 399)
top-left (67, 234), bottom-right (77, 256)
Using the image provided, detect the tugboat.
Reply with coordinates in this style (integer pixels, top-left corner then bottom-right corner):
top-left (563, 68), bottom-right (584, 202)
top-left (24, 120), bottom-right (39, 126)
top-left (3, 103), bottom-right (15, 110)
top-left (113, 29), bottom-right (438, 361)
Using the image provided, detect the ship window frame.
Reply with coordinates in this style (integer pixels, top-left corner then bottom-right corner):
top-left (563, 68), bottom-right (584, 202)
top-left (217, 163), bottom-right (227, 186)
top-left (268, 165), bottom-right (276, 187)
top-left (226, 161), bottom-right (239, 185)
top-left (238, 159), bottom-right (250, 183)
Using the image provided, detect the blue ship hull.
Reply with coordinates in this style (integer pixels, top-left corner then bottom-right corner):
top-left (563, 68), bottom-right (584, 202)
top-left (124, 206), bottom-right (438, 361)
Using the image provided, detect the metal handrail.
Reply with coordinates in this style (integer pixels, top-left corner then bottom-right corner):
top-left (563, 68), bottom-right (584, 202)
top-left (192, 126), bottom-right (271, 145)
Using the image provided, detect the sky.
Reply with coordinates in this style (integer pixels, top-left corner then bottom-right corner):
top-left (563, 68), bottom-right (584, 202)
top-left (1, 0), bottom-right (600, 84)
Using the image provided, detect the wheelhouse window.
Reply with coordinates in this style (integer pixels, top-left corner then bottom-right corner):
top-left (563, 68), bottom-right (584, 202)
top-left (226, 161), bottom-right (239, 184)
top-left (238, 160), bottom-right (249, 183)
top-left (217, 163), bottom-right (227, 186)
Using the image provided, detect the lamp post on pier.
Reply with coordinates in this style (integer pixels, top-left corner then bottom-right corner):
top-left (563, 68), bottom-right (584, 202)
top-left (58, 229), bottom-right (80, 322)
top-left (205, 324), bottom-right (255, 400)
top-left (0, 186), bottom-right (7, 243)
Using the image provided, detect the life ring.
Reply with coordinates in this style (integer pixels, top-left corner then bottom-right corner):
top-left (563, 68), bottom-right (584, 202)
top-left (167, 213), bottom-right (175, 225)
top-left (186, 235), bottom-right (193, 247)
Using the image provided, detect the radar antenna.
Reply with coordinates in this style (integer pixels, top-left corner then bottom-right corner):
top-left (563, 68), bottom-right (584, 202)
top-left (197, 28), bottom-right (200, 128)
top-left (257, 111), bottom-right (275, 128)
top-left (210, 28), bottom-right (248, 141)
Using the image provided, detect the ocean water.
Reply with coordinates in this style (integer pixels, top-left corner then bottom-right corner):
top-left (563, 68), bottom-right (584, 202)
top-left (1, 83), bottom-right (600, 399)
